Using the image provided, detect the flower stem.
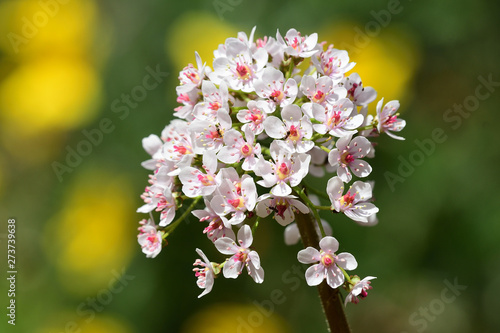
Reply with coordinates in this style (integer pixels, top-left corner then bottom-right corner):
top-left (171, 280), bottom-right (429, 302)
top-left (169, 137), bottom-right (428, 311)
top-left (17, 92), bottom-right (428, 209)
top-left (251, 217), bottom-right (261, 234)
top-left (163, 196), bottom-right (201, 239)
top-left (293, 186), bottom-right (326, 238)
top-left (295, 212), bottom-right (351, 333)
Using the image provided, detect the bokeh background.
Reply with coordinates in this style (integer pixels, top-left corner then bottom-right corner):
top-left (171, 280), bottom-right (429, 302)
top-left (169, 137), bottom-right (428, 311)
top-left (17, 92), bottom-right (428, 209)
top-left (1, 0), bottom-right (499, 332)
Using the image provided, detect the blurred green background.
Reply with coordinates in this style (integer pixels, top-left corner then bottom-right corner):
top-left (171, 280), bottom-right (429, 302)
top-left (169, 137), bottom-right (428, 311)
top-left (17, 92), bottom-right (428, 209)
top-left (0, 0), bottom-right (499, 332)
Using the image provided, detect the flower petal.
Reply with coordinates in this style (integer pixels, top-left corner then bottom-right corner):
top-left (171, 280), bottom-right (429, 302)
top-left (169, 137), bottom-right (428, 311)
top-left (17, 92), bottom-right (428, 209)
top-left (214, 237), bottom-right (237, 255)
top-left (305, 264), bottom-right (325, 286)
top-left (297, 247), bottom-right (321, 264)
top-left (336, 252), bottom-right (358, 270)
top-left (319, 236), bottom-right (339, 253)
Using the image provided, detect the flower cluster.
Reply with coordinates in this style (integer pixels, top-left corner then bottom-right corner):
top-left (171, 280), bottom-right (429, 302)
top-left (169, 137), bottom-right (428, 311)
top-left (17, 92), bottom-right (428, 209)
top-left (137, 27), bottom-right (406, 303)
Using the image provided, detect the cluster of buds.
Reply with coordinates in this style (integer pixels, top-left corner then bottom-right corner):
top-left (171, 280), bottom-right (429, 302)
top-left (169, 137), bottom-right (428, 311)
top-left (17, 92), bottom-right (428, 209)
top-left (137, 27), bottom-right (405, 303)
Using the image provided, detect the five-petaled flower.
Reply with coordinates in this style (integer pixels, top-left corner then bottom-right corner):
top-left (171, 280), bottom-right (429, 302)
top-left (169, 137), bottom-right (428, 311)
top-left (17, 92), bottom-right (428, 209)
top-left (327, 176), bottom-right (379, 223)
top-left (214, 225), bottom-right (264, 283)
top-left (298, 236), bottom-right (357, 289)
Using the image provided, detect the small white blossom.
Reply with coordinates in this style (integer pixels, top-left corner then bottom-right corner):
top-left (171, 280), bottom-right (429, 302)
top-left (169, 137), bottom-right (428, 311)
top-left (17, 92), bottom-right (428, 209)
top-left (192, 199), bottom-right (235, 242)
top-left (263, 104), bottom-right (314, 153)
top-left (376, 98), bottom-right (406, 140)
top-left (343, 73), bottom-right (377, 107)
top-left (327, 176), bottom-right (378, 223)
top-left (328, 134), bottom-right (373, 182)
top-left (215, 225), bottom-right (264, 283)
top-left (210, 39), bottom-right (267, 92)
top-left (254, 67), bottom-right (298, 110)
top-left (345, 276), bottom-right (376, 305)
top-left (217, 127), bottom-right (261, 171)
top-left (137, 219), bottom-right (163, 258)
top-left (256, 194), bottom-right (309, 226)
top-left (312, 99), bottom-right (364, 138)
top-left (312, 45), bottom-right (355, 82)
top-left (297, 236), bottom-right (357, 289)
top-left (236, 100), bottom-right (273, 135)
top-left (277, 28), bottom-right (319, 58)
top-left (211, 175), bottom-right (257, 225)
top-left (254, 141), bottom-right (311, 196)
top-left (193, 248), bottom-right (216, 298)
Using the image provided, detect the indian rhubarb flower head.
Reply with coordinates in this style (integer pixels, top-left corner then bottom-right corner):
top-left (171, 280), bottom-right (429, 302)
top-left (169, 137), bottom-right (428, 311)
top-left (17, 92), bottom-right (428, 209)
top-left (135, 27), bottom-right (406, 305)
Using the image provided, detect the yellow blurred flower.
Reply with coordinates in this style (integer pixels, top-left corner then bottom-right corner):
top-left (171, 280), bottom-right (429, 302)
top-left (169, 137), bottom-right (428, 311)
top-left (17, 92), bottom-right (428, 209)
top-left (44, 168), bottom-right (136, 296)
top-left (166, 12), bottom-right (237, 72)
top-left (181, 303), bottom-right (290, 333)
top-left (0, 0), bottom-right (108, 163)
top-left (0, 56), bottom-right (101, 136)
top-left (320, 22), bottom-right (420, 114)
top-left (0, 0), bottom-right (99, 60)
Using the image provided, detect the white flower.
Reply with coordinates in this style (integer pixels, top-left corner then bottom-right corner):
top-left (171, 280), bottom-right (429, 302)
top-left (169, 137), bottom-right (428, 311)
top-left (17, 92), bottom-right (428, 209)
top-left (175, 87), bottom-right (200, 120)
top-left (193, 248), bottom-right (216, 298)
top-left (254, 67), bottom-right (297, 110)
top-left (297, 236), bottom-right (357, 289)
top-left (236, 100), bottom-right (273, 135)
top-left (191, 109), bottom-right (232, 154)
top-left (327, 176), bottom-right (378, 223)
top-left (312, 45), bottom-right (355, 82)
top-left (263, 104), bottom-right (314, 153)
top-left (141, 134), bottom-right (163, 170)
top-left (211, 175), bottom-right (257, 225)
top-left (328, 134), bottom-right (373, 182)
top-left (177, 52), bottom-right (208, 93)
top-left (215, 225), bottom-right (264, 283)
top-left (254, 141), bottom-right (311, 196)
top-left (217, 127), bottom-right (261, 171)
top-left (376, 98), bottom-right (406, 140)
top-left (192, 81), bottom-right (230, 121)
top-left (161, 120), bottom-right (195, 165)
top-left (312, 99), bottom-right (364, 137)
top-left (179, 150), bottom-right (218, 198)
top-left (345, 276), bottom-right (376, 305)
top-left (137, 183), bottom-right (176, 227)
top-left (300, 75), bottom-right (344, 107)
top-left (192, 199), bottom-right (235, 242)
top-left (343, 73), bottom-right (377, 107)
top-left (137, 219), bottom-right (163, 258)
top-left (277, 28), bottom-right (318, 58)
top-left (255, 194), bottom-right (309, 226)
top-left (210, 39), bottom-right (267, 92)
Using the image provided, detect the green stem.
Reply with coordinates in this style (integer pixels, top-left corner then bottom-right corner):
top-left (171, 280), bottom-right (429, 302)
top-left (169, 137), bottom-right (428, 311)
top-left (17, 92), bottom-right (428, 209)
top-left (315, 205), bottom-right (333, 211)
top-left (251, 217), bottom-right (261, 234)
top-left (357, 125), bottom-right (375, 131)
top-left (319, 145), bottom-right (331, 153)
top-left (285, 60), bottom-right (295, 80)
top-left (339, 266), bottom-right (352, 283)
top-left (293, 186), bottom-right (326, 238)
top-left (163, 196), bottom-right (202, 239)
top-left (303, 182), bottom-right (330, 201)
